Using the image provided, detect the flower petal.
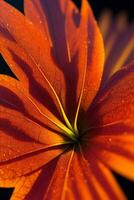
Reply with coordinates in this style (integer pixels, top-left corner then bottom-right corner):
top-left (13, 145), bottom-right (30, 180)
top-left (99, 11), bottom-right (127, 49)
top-left (28, 148), bottom-right (125, 200)
top-left (0, 134), bottom-right (63, 180)
top-left (65, 1), bottom-right (80, 59)
top-left (42, 149), bottom-right (75, 200)
top-left (0, 75), bottom-right (67, 141)
top-left (87, 130), bottom-right (134, 180)
top-left (0, 0), bottom-right (104, 122)
top-left (88, 61), bottom-right (134, 127)
top-left (0, 35), bottom-right (62, 122)
top-left (0, 1), bottom-right (72, 124)
top-left (79, 151), bottom-right (126, 200)
top-left (76, 0), bottom-right (104, 115)
top-left (24, 0), bottom-right (81, 119)
top-left (25, 0), bottom-right (105, 118)
top-left (98, 151), bottom-right (134, 181)
top-left (99, 10), bottom-right (113, 41)
top-left (0, 102), bottom-right (64, 179)
top-left (24, 0), bottom-right (80, 63)
top-left (100, 12), bottom-right (134, 86)
top-left (85, 61), bottom-right (134, 180)
top-left (24, 158), bottom-right (58, 200)
top-left (0, 170), bottom-right (41, 200)
top-left (0, 76), bottom-right (65, 180)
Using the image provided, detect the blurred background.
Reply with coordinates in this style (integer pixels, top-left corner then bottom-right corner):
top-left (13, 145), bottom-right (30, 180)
top-left (0, 0), bottom-right (134, 199)
top-left (3, 0), bottom-right (134, 20)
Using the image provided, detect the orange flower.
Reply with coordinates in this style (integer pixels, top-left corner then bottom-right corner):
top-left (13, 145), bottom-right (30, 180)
top-left (0, 0), bottom-right (133, 199)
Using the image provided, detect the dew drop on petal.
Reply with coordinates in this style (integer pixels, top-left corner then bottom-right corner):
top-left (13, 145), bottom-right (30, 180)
top-left (121, 99), bottom-right (125, 104)
top-left (10, 9), bottom-right (14, 13)
top-left (0, 169), bottom-right (4, 175)
top-left (53, 189), bottom-right (56, 194)
top-left (28, 21), bottom-right (33, 25)
top-left (3, 153), bottom-right (6, 157)
top-left (88, 40), bottom-right (91, 45)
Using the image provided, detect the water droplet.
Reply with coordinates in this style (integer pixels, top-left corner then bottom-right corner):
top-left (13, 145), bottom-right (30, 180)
top-left (3, 153), bottom-right (6, 157)
top-left (70, 177), bottom-right (74, 181)
top-left (10, 9), bottom-right (14, 13)
top-left (28, 21), bottom-right (33, 25)
top-left (84, 179), bottom-right (88, 184)
top-left (53, 189), bottom-right (56, 194)
top-left (0, 169), bottom-right (4, 174)
top-left (121, 99), bottom-right (125, 103)
top-left (108, 138), bottom-right (112, 142)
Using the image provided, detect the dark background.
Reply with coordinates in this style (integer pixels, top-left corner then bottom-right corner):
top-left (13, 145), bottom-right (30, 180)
top-left (2, 0), bottom-right (134, 20)
top-left (0, 0), bottom-right (134, 199)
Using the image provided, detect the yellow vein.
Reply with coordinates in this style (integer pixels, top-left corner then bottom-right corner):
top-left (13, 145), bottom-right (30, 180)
top-left (74, 1), bottom-right (89, 133)
top-left (74, 44), bottom-right (88, 133)
top-left (4, 23), bottom-right (73, 131)
top-left (25, 95), bottom-right (76, 140)
top-left (34, 60), bottom-right (73, 131)
top-left (0, 76), bottom-right (75, 138)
